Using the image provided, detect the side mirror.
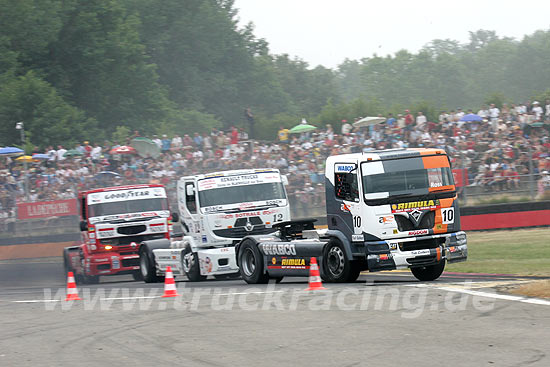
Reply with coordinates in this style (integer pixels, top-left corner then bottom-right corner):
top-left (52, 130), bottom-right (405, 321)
top-left (186, 184), bottom-right (195, 197)
top-left (281, 175), bottom-right (289, 186)
top-left (171, 212), bottom-right (179, 223)
top-left (79, 221), bottom-right (88, 232)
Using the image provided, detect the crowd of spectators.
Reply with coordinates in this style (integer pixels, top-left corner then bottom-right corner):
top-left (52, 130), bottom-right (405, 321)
top-left (1, 100), bottom-right (550, 222)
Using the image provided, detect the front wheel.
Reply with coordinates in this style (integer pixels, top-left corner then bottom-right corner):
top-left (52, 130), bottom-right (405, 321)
top-left (321, 240), bottom-right (360, 283)
top-left (238, 240), bottom-right (269, 284)
top-left (182, 246), bottom-right (206, 282)
top-left (140, 249), bottom-right (163, 283)
top-left (411, 261), bottom-right (445, 281)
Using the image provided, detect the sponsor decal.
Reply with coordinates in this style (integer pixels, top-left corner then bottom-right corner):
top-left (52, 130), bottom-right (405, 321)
top-left (89, 188), bottom-right (166, 204)
top-left (261, 243), bottom-right (297, 256)
top-left (268, 257), bottom-right (309, 270)
top-left (340, 203), bottom-right (351, 212)
top-left (281, 258), bottom-right (305, 266)
top-left (407, 229), bottom-right (429, 236)
top-left (351, 234), bottom-right (364, 242)
top-left (393, 229), bottom-right (399, 234)
top-left (378, 216), bottom-right (394, 224)
top-left (391, 200), bottom-right (440, 213)
top-left (411, 249), bottom-right (431, 256)
top-left (202, 235), bottom-right (207, 243)
top-left (335, 164), bottom-right (355, 173)
top-left (198, 172), bottom-right (281, 191)
top-left (17, 199), bottom-right (78, 219)
top-left (388, 242), bottom-right (398, 250)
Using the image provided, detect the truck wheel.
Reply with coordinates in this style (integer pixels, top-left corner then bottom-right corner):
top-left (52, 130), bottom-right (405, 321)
top-left (239, 240), bottom-right (269, 284)
top-left (411, 261), bottom-right (445, 281)
top-left (140, 248), bottom-right (162, 283)
top-left (82, 274), bottom-right (100, 284)
top-left (322, 240), bottom-right (361, 283)
top-left (182, 246), bottom-right (206, 282)
top-left (78, 257), bottom-right (100, 284)
top-left (63, 250), bottom-right (73, 275)
top-left (132, 271), bottom-right (143, 281)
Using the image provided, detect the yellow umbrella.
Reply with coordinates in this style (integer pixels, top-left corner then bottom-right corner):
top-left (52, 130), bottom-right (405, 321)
top-left (15, 155), bottom-right (38, 163)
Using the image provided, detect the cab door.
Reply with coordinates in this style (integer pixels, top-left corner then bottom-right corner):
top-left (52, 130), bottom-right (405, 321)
top-left (178, 180), bottom-right (201, 243)
top-left (332, 163), bottom-right (362, 242)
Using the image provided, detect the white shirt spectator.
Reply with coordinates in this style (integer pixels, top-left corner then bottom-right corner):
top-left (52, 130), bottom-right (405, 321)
top-left (416, 114), bottom-right (427, 130)
top-left (48, 148), bottom-right (57, 161)
top-left (532, 105), bottom-right (543, 120)
top-left (489, 107), bottom-right (500, 119)
top-left (91, 146), bottom-right (101, 160)
top-left (172, 135), bottom-right (183, 149)
top-left (57, 148), bottom-right (67, 161)
top-left (545, 102), bottom-right (550, 117)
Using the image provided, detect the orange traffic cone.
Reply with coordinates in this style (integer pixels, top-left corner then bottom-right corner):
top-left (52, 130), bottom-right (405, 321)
top-left (65, 271), bottom-right (81, 301)
top-left (161, 266), bottom-right (180, 297)
top-left (306, 257), bottom-right (326, 291)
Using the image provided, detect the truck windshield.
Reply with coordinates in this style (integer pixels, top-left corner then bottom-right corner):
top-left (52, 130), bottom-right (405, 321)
top-left (199, 182), bottom-right (286, 208)
top-left (362, 166), bottom-right (454, 195)
top-left (88, 198), bottom-right (169, 217)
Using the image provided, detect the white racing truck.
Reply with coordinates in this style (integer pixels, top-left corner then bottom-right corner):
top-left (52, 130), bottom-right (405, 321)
top-left (138, 169), bottom-right (291, 282)
top-left (236, 148), bottom-right (468, 284)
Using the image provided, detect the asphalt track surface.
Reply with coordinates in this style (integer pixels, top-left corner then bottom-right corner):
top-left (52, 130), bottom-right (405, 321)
top-left (1, 258), bottom-right (549, 367)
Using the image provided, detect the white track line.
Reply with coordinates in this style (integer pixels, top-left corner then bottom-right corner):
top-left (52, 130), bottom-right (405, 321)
top-left (407, 284), bottom-right (550, 306)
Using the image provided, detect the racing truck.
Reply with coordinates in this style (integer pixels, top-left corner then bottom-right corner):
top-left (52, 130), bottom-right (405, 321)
top-left (138, 169), bottom-right (291, 282)
top-left (63, 185), bottom-right (176, 284)
top-left (236, 148), bottom-right (468, 283)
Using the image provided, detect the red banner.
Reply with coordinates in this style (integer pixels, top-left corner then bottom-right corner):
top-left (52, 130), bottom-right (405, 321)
top-left (452, 168), bottom-right (469, 187)
top-left (17, 199), bottom-right (78, 220)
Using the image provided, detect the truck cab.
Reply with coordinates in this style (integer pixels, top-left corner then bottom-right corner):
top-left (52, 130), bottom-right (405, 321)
top-left (323, 148), bottom-right (467, 281)
top-left (139, 169), bottom-right (291, 282)
top-left (63, 184), bottom-right (174, 283)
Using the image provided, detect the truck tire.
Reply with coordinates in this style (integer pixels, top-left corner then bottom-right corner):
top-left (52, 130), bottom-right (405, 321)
top-left (411, 261), bottom-right (445, 281)
top-left (238, 240), bottom-right (269, 284)
top-left (132, 271), bottom-right (144, 281)
top-left (78, 257), bottom-right (100, 284)
top-left (63, 249), bottom-right (73, 275)
top-left (322, 240), bottom-right (361, 283)
top-left (182, 246), bottom-right (206, 282)
top-left (139, 247), bottom-right (163, 283)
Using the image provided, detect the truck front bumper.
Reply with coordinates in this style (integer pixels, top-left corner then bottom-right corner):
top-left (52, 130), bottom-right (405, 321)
top-left (85, 252), bottom-right (140, 276)
top-left (365, 231), bottom-right (468, 272)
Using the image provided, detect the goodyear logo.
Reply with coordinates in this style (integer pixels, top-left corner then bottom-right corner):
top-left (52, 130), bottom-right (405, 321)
top-left (392, 200), bottom-right (439, 211)
top-left (281, 258), bottom-right (305, 266)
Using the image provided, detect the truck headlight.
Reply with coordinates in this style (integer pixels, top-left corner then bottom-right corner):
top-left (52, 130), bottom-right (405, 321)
top-left (455, 232), bottom-right (467, 245)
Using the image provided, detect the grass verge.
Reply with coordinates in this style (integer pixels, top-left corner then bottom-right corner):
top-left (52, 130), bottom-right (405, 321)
top-left (445, 228), bottom-right (550, 276)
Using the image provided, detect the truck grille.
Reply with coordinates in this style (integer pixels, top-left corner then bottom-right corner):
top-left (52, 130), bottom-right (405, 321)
top-left (395, 211), bottom-right (435, 231)
top-left (234, 216), bottom-right (263, 226)
top-left (117, 225), bottom-right (146, 235)
top-left (100, 233), bottom-right (165, 246)
top-left (121, 258), bottom-right (140, 267)
top-left (400, 238), bottom-right (442, 252)
top-left (213, 226), bottom-right (276, 239)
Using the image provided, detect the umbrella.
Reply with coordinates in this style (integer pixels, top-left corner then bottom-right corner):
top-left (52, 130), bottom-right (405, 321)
top-left (131, 137), bottom-right (161, 158)
top-left (0, 147), bottom-right (24, 157)
top-left (95, 171), bottom-right (120, 178)
top-left (32, 153), bottom-right (50, 160)
top-left (353, 116), bottom-right (386, 128)
top-left (110, 145), bottom-right (137, 155)
top-left (15, 155), bottom-right (38, 163)
top-left (64, 149), bottom-right (83, 157)
top-left (289, 119), bottom-right (317, 134)
top-left (460, 113), bottom-right (483, 122)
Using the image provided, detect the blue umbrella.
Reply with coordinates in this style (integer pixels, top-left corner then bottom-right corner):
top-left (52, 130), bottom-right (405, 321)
top-left (32, 153), bottom-right (50, 160)
top-left (459, 113), bottom-right (483, 122)
top-left (0, 147), bottom-right (24, 157)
